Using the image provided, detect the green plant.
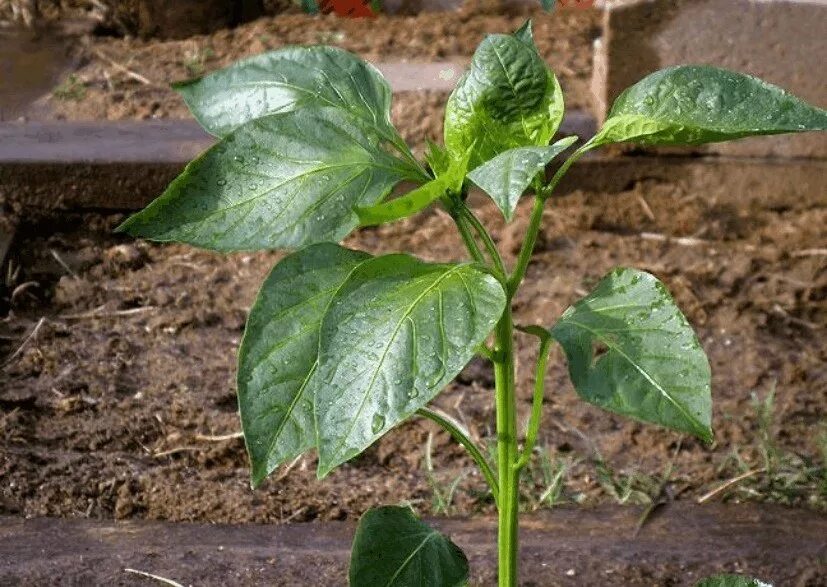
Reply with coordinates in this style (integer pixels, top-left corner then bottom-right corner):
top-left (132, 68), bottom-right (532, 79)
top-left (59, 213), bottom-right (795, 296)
top-left (52, 74), bottom-right (86, 101)
top-left (118, 21), bottom-right (827, 586)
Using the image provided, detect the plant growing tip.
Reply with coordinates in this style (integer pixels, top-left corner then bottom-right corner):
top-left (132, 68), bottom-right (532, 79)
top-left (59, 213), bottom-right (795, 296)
top-left (120, 18), bottom-right (826, 587)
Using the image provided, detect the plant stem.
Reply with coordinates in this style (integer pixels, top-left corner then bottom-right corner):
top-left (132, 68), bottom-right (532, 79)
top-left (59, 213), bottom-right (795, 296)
top-left (514, 334), bottom-right (552, 472)
top-left (416, 407), bottom-right (499, 505)
top-left (451, 207), bottom-right (487, 265)
top-left (460, 204), bottom-right (507, 280)
top-left (494, 305), bottom-right (519, 587)
top-left (508, 146), bottom-right (590, 296)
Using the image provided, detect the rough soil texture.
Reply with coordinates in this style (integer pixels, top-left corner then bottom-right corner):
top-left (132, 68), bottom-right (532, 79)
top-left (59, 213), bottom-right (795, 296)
top-left (2, 171), bottom-right (826, 526)
top-left (2, 504), bottom-right (826, 586)
top-left (41, 7), bottom-right (599, 152)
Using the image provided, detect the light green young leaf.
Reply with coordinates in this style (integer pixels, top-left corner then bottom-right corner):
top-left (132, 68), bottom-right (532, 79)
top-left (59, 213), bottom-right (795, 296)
top-left (350, 506), bottom-right (469, 587)
top-left (550, 268), bottom-right (712, 442)
top-left (117, 108), bottom-right (417, 252)
top-left (312, 255), bottom-right (506, 477)
top-left (237, 244), bottom-right (369, 488)
top-left (695, 576), bottom-right (772, 587)
top-left (592, 65), bottom-right (827, 147)
top-left (444, 22), bottom-right (565, 168)
top-left (468, 135), bottom-right (577, 221)
top-left (357, 145), bottom-right (471, 226)
top-left (174, 46), bottom-right (394, 138)
top-left (425, 139), bottom-right (452, 177)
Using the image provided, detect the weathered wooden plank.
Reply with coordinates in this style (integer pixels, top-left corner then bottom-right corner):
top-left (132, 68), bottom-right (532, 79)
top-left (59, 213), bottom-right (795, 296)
top-left (1, 504), bottom-right (824, 585)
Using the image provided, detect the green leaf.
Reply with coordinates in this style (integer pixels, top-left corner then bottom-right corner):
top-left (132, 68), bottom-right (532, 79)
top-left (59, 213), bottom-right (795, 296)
top-left (237, 243), bottom-right (369, 488)
top-left (468, 136), bottom-right (577, 221)
top-left (550, 268), bottom-right (712, 441)
top-left (444, 22), bottom-right (565, 168)
top-left (592, 65), bottom-right (827, 147)
top-left (174, 46), bottom-right (394, 138)
top-left (695, 575), bottom-right (772, 587)
top-left (357, 145), bottom-right (471, 226)
top-left (424, 139), bottom-right (452, 177)
top-left (356, 176), bottom-right (450, 226)
top-left (313, 255), bottom-right (506, 477)
top-left (117, 108), bottom-right (415, 252)
top-left (350, 506), bottom-right (469, 587)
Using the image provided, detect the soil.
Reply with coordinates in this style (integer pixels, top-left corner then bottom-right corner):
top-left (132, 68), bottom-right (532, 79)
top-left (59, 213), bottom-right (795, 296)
top-left (2, 167), bottom-right (826, 527)
top-left (38, 7), bottom-right (599, 153)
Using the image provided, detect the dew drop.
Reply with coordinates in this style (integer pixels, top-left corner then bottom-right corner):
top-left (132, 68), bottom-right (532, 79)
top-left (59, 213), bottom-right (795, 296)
top-left (371, 413), bottom-right (385, 433)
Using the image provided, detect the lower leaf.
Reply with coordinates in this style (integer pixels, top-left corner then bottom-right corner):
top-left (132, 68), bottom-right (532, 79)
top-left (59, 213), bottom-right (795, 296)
top-left (237, 243), bottom-right (369, 487)
top-left (312, 254), bottom-right (506, 477)
top-left (550, 268), bottom-right (712, 442)
top-left (349, 506), bottom-right (469, 587)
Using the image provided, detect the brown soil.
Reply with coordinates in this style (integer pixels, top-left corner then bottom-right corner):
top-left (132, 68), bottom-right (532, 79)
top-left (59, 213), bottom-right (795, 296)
top-left (3, 169), bottom-right (826, 526)
top-left (43, 7), bottom-right (599, 151)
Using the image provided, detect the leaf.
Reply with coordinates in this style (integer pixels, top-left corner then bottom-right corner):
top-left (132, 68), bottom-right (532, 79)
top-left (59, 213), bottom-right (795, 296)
top-left (174, 46), bottom-right (394, 138)
top-left (695, 576), bottom-right (772, 587)
top-left (349, 506), bottom-right (469, 587)
top-left (424, 139), bottom-right (452, 177)
top-left (357, 145), bottom-right (471, 226)
top-left (468, 136), bottom-right (577, 221)
top-left (312, 255), bottom-right (506, 477)
top-left (237, 243), bottom-right (369, 488)
top-left (550, 268), bottom-right (712, 441)
top-left (444, 22), bottom-right (565, 169)
top-left (117, 108), bottom-right (416, 252)
top-left (592, 65), bottom-right (827, 147)
top-left (356, 176), bottom-right (450, 226)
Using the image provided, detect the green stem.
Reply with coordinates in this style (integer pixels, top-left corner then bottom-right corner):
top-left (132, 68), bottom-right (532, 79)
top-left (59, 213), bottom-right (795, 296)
top-left (494, 306), bottom-right (518, 587)
top-left (449, 201), bottom-right (487, 265)
top-left (416, 407), bottom-right (499, 505)
top-left (508, 146), bottom-right (590, 296)
top-left (514, 334), bottom-right (552, 472)
top-left (460, 204), bottom-right (507, 280)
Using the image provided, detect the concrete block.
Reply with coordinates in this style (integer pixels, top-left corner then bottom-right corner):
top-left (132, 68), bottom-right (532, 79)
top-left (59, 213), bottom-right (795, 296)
top-left (592, 0), bottom-right (827, 158)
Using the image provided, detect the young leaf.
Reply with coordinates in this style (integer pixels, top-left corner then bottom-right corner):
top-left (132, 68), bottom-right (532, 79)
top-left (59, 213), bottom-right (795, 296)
top-left (592, 65), bottom-right (827, 147)
top-left (695, 576), bottom-right (772, 587)
top-left (550, 268), bottom-right (712, 442)
top-left (468, 136), bottom-right (577, 221)
top-left (357, 145), bottom-right (471, 226)
top-left (424, 139), bottom-right (452, 177)
top-left (350, 506), bottom-right (469, 587)
top-left (444, 22), bottom-right (565, 168)
top-left (356, 176), bottom-right (451, 226)
top-left (174, 46), bottom-right (394, 138)
top-left (312, 255), bottom-right (506, 477)
top-left (117, 108), bottom-right (416, 252)
top-left (237, 243), bottom-right (369, 488)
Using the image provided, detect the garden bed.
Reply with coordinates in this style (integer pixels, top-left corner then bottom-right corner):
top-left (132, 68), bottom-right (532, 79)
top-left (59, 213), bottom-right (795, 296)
top-left (3, 163), bottom-right (825, 526)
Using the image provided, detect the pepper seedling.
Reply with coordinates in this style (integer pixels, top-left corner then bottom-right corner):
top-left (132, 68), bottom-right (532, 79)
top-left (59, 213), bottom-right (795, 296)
top-left (119, 21), bottom-right (827, 586)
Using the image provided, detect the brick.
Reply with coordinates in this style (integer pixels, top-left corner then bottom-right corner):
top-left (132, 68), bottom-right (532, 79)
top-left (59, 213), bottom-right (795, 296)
top-left (592, 0), bottom-right (827, 158)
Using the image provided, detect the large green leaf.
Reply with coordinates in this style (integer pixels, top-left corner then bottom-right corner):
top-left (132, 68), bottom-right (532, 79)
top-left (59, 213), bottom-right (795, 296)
top-left (695, 576), bottom-right (772, 587)
top-left (312, 255), bottom-right (506, 477)
top-left (237, 244), bottom-right (369, 488)
top-left (117, 108), bottom-right (417, 252)
top-left (592, 65), bottom-right (827, 147)
top-left (468, 136), bottom-right (577, 221)
top-left (444, 21), bottom-right (565, 169)
top-left (174, 46), bottom-right (394, 138)
top-left (350, 506), bottom-right (469, 587)
top-left (550, 268), bottom-right (712, 441)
